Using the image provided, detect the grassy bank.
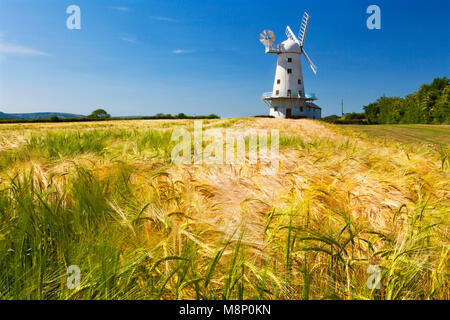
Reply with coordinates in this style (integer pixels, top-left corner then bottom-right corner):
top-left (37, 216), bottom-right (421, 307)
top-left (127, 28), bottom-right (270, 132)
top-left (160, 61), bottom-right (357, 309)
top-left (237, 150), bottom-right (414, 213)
top-left (340, 124), bottom-right (450, 146)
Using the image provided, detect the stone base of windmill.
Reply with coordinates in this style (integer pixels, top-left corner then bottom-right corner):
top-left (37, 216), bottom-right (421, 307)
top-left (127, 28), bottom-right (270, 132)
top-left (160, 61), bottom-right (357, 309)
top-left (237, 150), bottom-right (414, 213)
top-left (269, 102), bottom-right (321, 120)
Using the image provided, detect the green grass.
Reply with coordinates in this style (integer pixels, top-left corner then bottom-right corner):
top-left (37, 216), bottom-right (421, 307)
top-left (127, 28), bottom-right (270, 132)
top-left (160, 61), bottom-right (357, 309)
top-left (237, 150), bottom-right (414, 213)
top-left (341, 124), bottom-right (450, 146)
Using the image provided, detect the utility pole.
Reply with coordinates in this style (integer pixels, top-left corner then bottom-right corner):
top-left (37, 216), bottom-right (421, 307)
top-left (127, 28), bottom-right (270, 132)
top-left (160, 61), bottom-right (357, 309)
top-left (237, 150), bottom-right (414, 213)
top-left (341, 99), bottom-right (344, 117)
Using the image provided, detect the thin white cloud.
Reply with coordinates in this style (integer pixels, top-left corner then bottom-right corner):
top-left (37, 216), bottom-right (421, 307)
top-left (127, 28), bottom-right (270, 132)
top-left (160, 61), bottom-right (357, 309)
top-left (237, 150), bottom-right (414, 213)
top-left (223, 47), bottom-right (239, 52)
top-left (172, 49), bottom-right (196, 54)
top-left (151, 16), bottom-right (178, 22)
top-left (0, 43), bottom-right (51, 56)
top-left (108, 6), bottom-right (131, 12)
top-left (120, 36), bottom-right (137, 44)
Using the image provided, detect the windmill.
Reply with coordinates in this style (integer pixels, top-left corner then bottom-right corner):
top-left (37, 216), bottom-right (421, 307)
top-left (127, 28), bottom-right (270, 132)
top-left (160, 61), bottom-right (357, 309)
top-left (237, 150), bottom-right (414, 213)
top-left (260, 12), bottom-right (321, 119)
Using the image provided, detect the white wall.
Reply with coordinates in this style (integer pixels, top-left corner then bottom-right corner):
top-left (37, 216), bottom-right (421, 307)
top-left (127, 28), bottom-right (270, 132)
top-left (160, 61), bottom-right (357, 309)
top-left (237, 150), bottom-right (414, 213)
top-left (272, 52), bottom-right (305, 98)
top-left (270, 104), bottom-right (321, 119)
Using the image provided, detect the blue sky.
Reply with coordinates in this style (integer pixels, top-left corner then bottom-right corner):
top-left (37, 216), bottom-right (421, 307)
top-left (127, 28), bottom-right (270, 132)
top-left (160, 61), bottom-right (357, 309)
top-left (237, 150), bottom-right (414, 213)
top-left (0, 0), bottom-right (449, 117)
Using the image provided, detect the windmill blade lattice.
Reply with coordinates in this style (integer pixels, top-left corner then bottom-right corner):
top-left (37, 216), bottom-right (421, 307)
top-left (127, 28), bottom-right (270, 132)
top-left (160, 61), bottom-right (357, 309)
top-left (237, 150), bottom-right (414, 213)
top-left (285, 26), bottom-right (300, 45)
top-left (298, 12), bottom-right (310, 47)
top-left (302, 48), bottom-right (317, 75)
top-left (259, 30), bottom-right (276, 47)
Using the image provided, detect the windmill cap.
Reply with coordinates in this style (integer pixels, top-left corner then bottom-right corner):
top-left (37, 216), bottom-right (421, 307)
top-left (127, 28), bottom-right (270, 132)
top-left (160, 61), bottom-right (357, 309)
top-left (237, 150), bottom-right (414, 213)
top-left (281, 39), bottom-right (301, 53)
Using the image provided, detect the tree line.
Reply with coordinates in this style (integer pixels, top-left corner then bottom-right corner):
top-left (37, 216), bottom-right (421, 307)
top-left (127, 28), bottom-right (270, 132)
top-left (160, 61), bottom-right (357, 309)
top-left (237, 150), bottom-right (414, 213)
top-left (323, 77), bottom-right (449, 124)
top-left (0, 108), bottom-right (220, 124)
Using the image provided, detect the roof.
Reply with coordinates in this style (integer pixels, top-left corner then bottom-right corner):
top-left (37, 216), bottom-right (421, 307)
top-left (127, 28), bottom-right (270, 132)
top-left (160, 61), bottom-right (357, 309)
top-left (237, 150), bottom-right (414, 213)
top-left (305, 102), bottom-right (321, 110)
top-left (280, 39), bottom-right (301, 53)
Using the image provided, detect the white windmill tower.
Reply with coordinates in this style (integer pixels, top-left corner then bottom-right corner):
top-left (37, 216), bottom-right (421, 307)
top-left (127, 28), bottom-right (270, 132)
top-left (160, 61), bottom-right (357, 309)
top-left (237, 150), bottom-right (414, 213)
top-left (260, 12), bottom-right (321, 119)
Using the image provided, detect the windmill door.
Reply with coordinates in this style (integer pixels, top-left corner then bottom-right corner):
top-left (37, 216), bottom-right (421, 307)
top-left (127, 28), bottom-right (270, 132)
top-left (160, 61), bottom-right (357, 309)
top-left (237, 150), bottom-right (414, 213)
top-left (286, 108), bottom-right (292, 118)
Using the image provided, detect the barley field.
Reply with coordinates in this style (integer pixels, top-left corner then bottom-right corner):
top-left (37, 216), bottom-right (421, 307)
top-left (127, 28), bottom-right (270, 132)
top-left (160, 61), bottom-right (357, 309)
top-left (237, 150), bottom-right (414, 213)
top-left (0, 118), bottom-right (448, 300)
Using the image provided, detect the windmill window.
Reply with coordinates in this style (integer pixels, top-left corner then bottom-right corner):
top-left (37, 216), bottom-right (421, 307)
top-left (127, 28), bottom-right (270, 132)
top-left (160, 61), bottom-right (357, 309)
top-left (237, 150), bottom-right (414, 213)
top-left (274, 107), bottom-right (278, 111)
top-left (277, 79), bottom-right (280, 84)
top-left (287, 69), bottom-right (292, 74)
top-left (298, 79), bottom-right (302, 84)
top-left (299, 91), bottom-right (302, 96)
top-left (276, 90), bottom-right (279, 95)
top-left (300, 106), bottom-right (304, 112)
top-left (287, 58), bottom-right (292, 63)
top-left (287, 90), bottom-right (292, 96)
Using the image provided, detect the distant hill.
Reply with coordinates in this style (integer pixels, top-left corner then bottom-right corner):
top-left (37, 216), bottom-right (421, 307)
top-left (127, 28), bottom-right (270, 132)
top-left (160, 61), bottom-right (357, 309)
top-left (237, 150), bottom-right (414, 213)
top-left (0, 112), bottom-right (85, 119)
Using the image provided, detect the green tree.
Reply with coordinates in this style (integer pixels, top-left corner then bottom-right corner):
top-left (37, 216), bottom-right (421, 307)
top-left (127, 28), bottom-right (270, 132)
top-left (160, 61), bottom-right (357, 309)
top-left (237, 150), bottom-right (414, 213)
top-left (364, 102), bottom-right (381, 124)
top-left (401, 95), bottom-right (420, 124)
top-left (433, 85), bottom-right (450, 124)
top-left (49, 115), bottom-right (60, 122)
top-left (341, 112), bottom-right (365, 120)
top-left (322, 115), bottom-right (340, 122)
top-left (88, 109), bottom-right (111, 120)
top-left (363, 77), bottom-right (449, 124)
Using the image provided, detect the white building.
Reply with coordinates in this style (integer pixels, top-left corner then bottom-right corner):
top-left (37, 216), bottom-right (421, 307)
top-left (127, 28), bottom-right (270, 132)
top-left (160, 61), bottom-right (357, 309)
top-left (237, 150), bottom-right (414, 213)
top-left (260, 13), bottom-right (321, 119)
